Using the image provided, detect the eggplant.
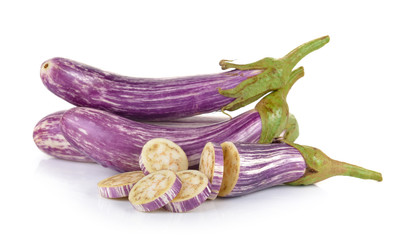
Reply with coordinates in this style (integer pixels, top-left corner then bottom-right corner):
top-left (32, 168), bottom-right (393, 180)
top-left (128, 170), bottom-right (182, 212)
top-left (139, 138), bottom-right (188, 175)
top-left (60, 107), bottom-right (263, 172)
top-left (59, 67), bottom-right (306, 171)
top-left (97, 171), bottom-right (144, 199)
top-left (33, 110), bottom-right (228, 162)
top-left (33, 111), bottom-right (94, 163)
top-left (40, 36), bottom-right (329, 121)
top-left (218, 142), bottom-right (306, 197)
top-left (163, 170), bottom-right (211, 212)
top-left (214, 142), bottom-right (382, 197)
top-left (199, 142), bottom-right (224, 199)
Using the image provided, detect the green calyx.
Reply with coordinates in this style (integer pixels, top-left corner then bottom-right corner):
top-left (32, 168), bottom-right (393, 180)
top-left (218, 35), bottom-right (330, 113)
top-left (255, 66), bottom-right (304, 144)
top-left (284, 142), bottom-right (383, 185)
top-left (216, 35), bottom-right (383, 186)
top-left (280, 113), bottom-right (299, 143)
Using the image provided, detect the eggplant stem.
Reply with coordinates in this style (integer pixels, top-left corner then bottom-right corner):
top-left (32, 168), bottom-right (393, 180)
top-left (280, 66), bottom-right (305, 99)
top-left (282, 35), bottom-right (330, 71)
top-left (219, 58), bottom-right (276, 71)
top-left (255, 68), bottom-right (304, 144)
top-left (218, 36), bottom-right (329, 114)
top-left (285, 142), bottom-right (383, 185)
top-left (337, 160), bottom-right (383, 181)
top-left (282, 114), bottom-right (299, 142)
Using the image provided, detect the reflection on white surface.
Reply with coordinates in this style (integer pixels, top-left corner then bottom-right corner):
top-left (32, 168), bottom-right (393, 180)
top-left (35, 157), bottom-right (117, 179)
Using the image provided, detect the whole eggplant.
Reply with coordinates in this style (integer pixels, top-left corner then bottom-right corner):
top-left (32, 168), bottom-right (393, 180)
top-left (60, 107), bottom-right (263, 172)
top-left (40, 36), bottom-right (329, 120)
top-left (33, 111), bottom-right (228, 162)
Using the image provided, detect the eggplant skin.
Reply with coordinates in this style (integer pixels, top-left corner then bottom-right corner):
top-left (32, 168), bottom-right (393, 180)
top-left (40, 58), bottom-right (262, 121)
top-left (33, 111), bottom-right (94, 163)
top-left (220, 142), bottom-right (306, 197)
top-left (60, 107), bottom-right (262, 172)
top-left (33, 111), bottom-right (228, 162)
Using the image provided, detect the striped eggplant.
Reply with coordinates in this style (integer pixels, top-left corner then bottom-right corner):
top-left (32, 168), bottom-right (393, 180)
top-left (216, 142), bottom-right (383, 197)
top-left (60, 107), bottom-right (263, 172)
top-left (218, 142), bottom-right (306, 197)
top-left (97, 171), bottom-right (144, 198)
top-left (40, 36), bottom-right (329, 121)
top-left (36, 64), bottom-right (304, 164)
top-left (33, 110), bottom-right (228, 162)
top-left (33, 111), bottom-right (94, 163)
top-left (199, 142), bottom-right (224, 199)
top-left (163, 170), bottom-right (211, 212)
top-left (128, 170), bottom-right (182, 212)
top-left (59, 67), bottom-right (306, 171)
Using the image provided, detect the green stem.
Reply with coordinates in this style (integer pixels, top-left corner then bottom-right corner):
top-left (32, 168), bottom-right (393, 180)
top-left (281, 66), bottom-right (304, 99)
top-left (284, 142), bottom-right (383, 185)
top-left (218, 36), bottom-right (329, 113)
top-left (219, 58), bottom-right (277, 71)
top-left (282, 113), bottom-right (299, 142)
top-left (338, 160), bottom-right (383, 181)
top-left (255, 67), bottom-right (304, 144)
top-left (282, 35), bottom-right (330, 71)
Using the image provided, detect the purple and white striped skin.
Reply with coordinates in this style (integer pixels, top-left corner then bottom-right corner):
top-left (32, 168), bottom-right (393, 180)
top-left (218, 142), bottom-right (306, 197)
top-left (60, 107), bottom-right (262, 172)
top-left (199, 142), bottom-right (224, 200)
top-left (139, 138), bottom-right (188, 175)
top-left (97, 171), bottom-right (144, 198)
top-left (40, 57), bottom-right (262, 121)
top-left (33, 111), bottom-right (94, 163)
top-left (33, 111), bottom-right (227, 162)
top-left (163, 170), bottom-right (211, 213)
top-left (128, 170), bottom-right (182, 212)
top-left (148, 115), bottom-right (229, 128)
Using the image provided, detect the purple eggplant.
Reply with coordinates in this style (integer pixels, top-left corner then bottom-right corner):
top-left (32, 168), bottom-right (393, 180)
top-left (33, 111), bottom-right (227, 162)
top-left (60, 107), bottom-right (263, 172)
top-left (163, 170), bottom-right (211, 212)
top-left (97, 171), bottom-right (144, 199)
top-left (128, 170), bottom-right (182, 212)
top-left (199, 142), bottom-right (224, 199)
top-left (217, 142), bottom-right (382, 197)
top-left (33, 111), bottom-right (94, 163)
top-left (59, 67), bottom-right (307, 171)
top-left (218, 142), bottom-right (306, 197)
top-left (41, 58), bottom-right (260, 121)
top-left (40, 36), bottom-right (329, 121)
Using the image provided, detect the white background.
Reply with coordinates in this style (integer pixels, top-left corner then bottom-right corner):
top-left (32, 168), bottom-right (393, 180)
top-left (1, 1), bottom-right (399, 239)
